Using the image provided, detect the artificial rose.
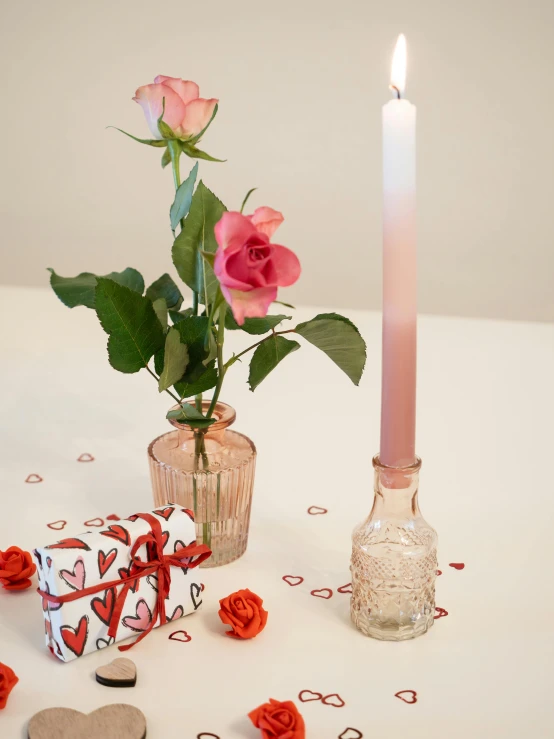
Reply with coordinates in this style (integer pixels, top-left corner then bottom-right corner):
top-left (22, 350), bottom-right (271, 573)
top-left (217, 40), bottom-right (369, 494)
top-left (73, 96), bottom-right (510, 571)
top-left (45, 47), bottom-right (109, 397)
top-left (0, 662), bottom-right (19, 710)
top-left (218, 588), bottom-right (268, 639)
top-left (133, 76), bottom-right (217, 140)
top-left (0, 546), bottom-right (36, 591)
top-left (249, 206), bottom-right (284, 239)
top-left (214, 212), bottom-right (300, 325)
top-left (248, 698), bottom-right (305, 739)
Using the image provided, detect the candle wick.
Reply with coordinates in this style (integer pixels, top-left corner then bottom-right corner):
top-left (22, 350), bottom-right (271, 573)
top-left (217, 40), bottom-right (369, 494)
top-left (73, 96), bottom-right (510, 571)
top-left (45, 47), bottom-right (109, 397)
top-left (389, 85), bottom-right (401, 99)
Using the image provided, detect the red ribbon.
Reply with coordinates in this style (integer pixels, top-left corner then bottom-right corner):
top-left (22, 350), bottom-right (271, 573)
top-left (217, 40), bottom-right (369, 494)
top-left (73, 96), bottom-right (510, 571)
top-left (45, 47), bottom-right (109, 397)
top-left (38, 512), bottom-right (211, 652)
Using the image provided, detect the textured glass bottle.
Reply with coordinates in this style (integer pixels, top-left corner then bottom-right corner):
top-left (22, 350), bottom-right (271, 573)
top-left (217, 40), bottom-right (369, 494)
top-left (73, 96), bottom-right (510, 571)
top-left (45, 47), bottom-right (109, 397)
top-left (148, 402), bottom-right (256, 568)
top-left (350, 456), bottom-right (437, 640)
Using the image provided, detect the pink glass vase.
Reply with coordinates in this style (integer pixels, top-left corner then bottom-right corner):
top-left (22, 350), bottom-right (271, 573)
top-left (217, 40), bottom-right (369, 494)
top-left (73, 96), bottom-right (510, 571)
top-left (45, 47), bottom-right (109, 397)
top-left (148, 401), bottom-right (256, 568)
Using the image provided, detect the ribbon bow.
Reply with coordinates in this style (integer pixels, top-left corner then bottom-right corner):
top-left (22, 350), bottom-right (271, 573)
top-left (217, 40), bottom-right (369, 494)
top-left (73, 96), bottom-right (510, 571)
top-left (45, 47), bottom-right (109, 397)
top-left (38, 511), bottom-right (211, 652)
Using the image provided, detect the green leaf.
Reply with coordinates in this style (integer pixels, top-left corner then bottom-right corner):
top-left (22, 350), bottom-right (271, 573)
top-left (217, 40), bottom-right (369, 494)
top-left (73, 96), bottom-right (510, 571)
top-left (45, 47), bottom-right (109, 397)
top-left (152, 297), bottom-right (168, 330)
top-left (295, 313), bottom-right (367, 385)
top-left (161, 147), bottom-right (172, 168)
top-left (172, 181), bottom-right (226, 305)
top-left (180, 142), bottom-right (225, 163)
top-left (170, 162), bottom-right (198, 232)
top-left (48, 267), bottom-right (144, 309)
top-left (174, 366), bottom-right (218, 398)
top-left (95, 278), bottom-right (165, 373)
top-left (186, 103), bottom-right (219, 146)
top-left (200, 250), bottom-right (215, 269)
top-left (156, 97), bottom-right (176, 139)
top-left (225, 312), bottom-right (291, 335)
top-left (274, 300), bottom-right (296, 310)
top-left (174, 315), bottom-right (213, 381)
top-left (240, 187), bottom-right (257, 214)
top-left (169, 308), bottom-right (194, 324)
top-left (108, 127), bottom-right (167, 147)
top-left (158, 328), bottom-right (189, 392)
top-left (248, 335), bottom-right (300, 391)
top-left (146, 274), bottom-right (183, 310)
top-left (166, 402), bottom-right (216, 429)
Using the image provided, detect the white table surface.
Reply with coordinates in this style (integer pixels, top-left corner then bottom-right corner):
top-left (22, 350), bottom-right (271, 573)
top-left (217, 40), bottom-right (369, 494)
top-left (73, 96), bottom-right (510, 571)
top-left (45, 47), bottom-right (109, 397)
top-left (1, 285), bottom-right (553, 739)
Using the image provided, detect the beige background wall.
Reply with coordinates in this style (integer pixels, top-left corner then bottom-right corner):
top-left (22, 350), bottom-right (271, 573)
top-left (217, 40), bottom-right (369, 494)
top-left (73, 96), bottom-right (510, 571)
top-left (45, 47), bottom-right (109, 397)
top-left (1, 0), bottom-right (553, 322)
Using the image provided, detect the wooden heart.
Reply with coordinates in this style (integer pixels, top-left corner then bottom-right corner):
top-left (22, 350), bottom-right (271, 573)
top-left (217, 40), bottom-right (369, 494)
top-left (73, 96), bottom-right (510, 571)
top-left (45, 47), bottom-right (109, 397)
top-left (394, 690), bottom-right (417, 704)
top-left (282, 575), bottom-right (304, 587)
top-left (95, 658), bottom-right (137, 688)
top-left (28, 704), bottom-right (146, 738)
top-left (339, 730), bottom-right (363, 739)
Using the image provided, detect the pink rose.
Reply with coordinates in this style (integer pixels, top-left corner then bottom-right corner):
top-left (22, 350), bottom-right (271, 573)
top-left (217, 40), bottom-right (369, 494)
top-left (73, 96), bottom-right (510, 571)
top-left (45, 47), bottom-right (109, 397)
top-left (133, 76), bottom-right (217, 140)
top-left (248, 207), bottom-right (284, 239)
top-left (214, 212), bottom-right (300, 325)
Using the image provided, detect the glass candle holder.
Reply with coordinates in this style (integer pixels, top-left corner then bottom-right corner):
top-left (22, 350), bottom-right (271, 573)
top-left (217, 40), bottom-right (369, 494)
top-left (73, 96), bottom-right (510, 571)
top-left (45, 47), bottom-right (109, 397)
top-left (350, 455), bottom-right (437, 641)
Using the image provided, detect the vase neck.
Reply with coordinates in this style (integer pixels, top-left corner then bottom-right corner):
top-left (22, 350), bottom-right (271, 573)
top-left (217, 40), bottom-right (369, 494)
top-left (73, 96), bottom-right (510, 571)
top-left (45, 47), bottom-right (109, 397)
top-left (371, 455), bottom-right (421, 518)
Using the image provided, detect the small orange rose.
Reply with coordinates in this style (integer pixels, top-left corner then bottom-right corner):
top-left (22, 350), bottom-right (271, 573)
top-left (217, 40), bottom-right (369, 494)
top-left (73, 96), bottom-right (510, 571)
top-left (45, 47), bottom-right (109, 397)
top-left (0, 662), bottom-right (19, 710)
top-left (218, 588), bottom-right (268, 639)
top-left (248, 698), bottom-right (305, 739)
top-left (0, 546), bottom-right (36, 591)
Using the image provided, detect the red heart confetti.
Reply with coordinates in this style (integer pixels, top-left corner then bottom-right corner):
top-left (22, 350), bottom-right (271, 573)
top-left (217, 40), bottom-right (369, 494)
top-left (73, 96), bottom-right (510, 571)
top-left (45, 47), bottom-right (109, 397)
top-left (449, 562), bottom-right (465, 570)
top-left (339, 730), bottom-right (363, 739)
top-left (47, 520), bottom-right (67, 531)
top-left (77, 453), bottom-right (95, 462)
top-left (169, 630), bottom-right (191, 642)
top-left (298, 690), bottom-right (323, 702)
top-left (434, 607), bottom-right (449, 619)
top-left (283, 575), bottom-right (304, 587)
top-left (84, 517), bottom-right (104, 527)
top-left (311, 588), bottom-right (333, 600)
top-left (337, 583), bottom-right (352, 594)
top-left (201, 583), bottom-right (205, 592)
top-left (436, 569), bottom-right (442, 576)
top-left (106, 514), bottom-right (121, 521)
top-left (25, 473), bottom-right (43, 483)
top-left (322, 693), bottom-right (345, 708)
top-left (197, 734), bottom-right (221, 739)
top-left (307, 506), bottom-right (328, 515)
top-left (395, 690), bottom-right (417, 704)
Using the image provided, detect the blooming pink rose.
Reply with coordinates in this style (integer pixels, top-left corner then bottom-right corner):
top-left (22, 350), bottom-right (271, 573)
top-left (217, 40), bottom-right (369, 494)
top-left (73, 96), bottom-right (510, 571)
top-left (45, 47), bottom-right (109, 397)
top-left (133, 76), bottom-right (217, 140)
top-left (214, 212), bottom-right (300, 325)
top-left (249, 207), bottom-right (284, 239)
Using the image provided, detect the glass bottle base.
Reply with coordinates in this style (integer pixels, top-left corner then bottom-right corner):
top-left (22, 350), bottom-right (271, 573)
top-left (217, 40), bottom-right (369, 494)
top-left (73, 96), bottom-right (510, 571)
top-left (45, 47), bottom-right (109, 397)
top-left (350, 597), bottom-right (435, 641)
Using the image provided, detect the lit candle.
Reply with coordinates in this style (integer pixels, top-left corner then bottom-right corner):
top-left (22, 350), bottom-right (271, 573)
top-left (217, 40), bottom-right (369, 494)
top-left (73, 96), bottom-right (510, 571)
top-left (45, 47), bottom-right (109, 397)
top-left (380, 34), bottom-right (417, 468)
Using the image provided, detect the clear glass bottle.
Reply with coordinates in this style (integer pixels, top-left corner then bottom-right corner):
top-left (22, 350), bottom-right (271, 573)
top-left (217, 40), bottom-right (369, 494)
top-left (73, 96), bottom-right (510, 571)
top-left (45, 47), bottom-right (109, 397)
top-left (148, 401), bottom-right (256, 568)
top-left (350, 455), bottom-right (437, 640)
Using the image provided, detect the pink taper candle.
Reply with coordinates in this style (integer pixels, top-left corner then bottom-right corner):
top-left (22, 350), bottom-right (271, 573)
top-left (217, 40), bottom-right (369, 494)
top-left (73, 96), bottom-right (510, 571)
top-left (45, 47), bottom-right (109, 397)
top-left (380, 34), bottom-right (417, 468)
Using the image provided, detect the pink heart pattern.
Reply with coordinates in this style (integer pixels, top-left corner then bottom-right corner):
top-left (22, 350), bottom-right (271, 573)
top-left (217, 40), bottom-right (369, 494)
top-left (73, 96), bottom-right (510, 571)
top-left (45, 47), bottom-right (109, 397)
top-left (59, 558), bottom-right (86, 591)
top-left (122, 598), bottom-right (153, 632)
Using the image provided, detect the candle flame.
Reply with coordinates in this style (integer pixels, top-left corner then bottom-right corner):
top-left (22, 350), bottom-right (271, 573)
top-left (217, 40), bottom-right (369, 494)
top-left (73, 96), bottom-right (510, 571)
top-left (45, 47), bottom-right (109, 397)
top-left (390, 34), bottom-right (407, 97)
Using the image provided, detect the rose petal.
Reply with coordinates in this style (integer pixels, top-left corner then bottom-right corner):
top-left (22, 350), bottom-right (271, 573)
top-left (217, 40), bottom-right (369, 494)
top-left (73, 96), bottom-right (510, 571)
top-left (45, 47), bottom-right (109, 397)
top-left (250, 207), bottom-right (284, 238)
top-left (133, 83), bottom-right (187, 139)
top-left (180, 97), bottom-right (218, 137)
top-left (270, 244), bottom-right (301, 287)
top-left (154, 76), bottom-right (199, 105)
top-left (215, 212), bottom-right (261, 253)
top-left (222, 286), bottom-right (277, 325)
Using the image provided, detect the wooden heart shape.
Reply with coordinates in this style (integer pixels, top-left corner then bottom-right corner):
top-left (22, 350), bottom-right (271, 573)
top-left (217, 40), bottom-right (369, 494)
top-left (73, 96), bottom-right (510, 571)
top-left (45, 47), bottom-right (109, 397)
top-left (339, 729), bottom-right (363, 739)
top-left (436, 569), bottom-right (442, 576)
top-left (322, 693), bottom-right (345, 707)
top-left (47, 520), bottom-right (67, 531)
top-left (26, 473), bottom-right (43, 483)
top-left (434, 607), bottom-right (449, 619)
top-left (298, 690), bottom-right (323, 702)
top-left (311, 588), bottom-right (333, 599)
top-left (307, 506), bottom-right (328, 515)
top-left (169, 630), bottom-right (191, 642)
top-left (282, 575), bottom-right (304, 587)
top-left (449, 562), bottom-right (465, 570)
top-left (197, 734), bottom-right (221, 739)
top-left (95, 658), bottom-right (137, 688)
top-left (337, 583), bottom-right (352, 594)
top-left (77, 453), bottom-right (95, 462)
top-left (395, 690), bottom-right (417, 704)
top-left (106, 514), bottom-right (121, 521)
top-left (28, 704), bottom-right (146, 738)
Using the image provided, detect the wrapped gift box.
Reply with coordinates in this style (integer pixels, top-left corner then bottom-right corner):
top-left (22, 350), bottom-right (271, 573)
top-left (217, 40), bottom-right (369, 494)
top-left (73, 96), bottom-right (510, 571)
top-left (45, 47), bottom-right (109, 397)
top-left (31, 504), bottom-right (210, 662)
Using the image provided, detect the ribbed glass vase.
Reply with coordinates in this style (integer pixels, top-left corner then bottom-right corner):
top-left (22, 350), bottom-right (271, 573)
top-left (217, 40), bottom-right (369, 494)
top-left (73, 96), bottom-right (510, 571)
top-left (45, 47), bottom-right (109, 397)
top-left (148, 401), bottom-right (256, 568)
